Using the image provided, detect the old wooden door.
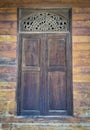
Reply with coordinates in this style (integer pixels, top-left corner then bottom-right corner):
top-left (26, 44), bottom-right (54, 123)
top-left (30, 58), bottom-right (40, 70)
top-left (17, 33), bottom-right (72, 115)
top-left (17, 8), bottom-right (73, 116)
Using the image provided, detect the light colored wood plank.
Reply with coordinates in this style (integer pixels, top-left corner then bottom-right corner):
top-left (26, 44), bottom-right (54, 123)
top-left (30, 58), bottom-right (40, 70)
top-left (0, 8), bottom-right (17, 13)
top-left (73, 51), bottom-right (90, 59)
top-left (72, 36), bottom-right (90, 43)
top-left (73, 66), bottom-right (90, 74)
top-left (0, 35), bottom-right (17, 43)
top-left (73, 74), bottom-right (90, 82)
top-left (73, 59), bottom-right (90, 66)
top-left (73, 43), bottom-right (90, 51)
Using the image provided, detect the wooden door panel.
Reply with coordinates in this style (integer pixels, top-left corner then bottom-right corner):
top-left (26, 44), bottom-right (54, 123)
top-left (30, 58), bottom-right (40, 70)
top-left (47, 34), bottom-right (67, 115)
top-left (22, 38), bottom-right (40, 67)
top-left (18, 33), bottom-right (72, 116)
top-left (21, 71), bottom-right (40, 114)
top-left (48, 38), bottom-right (66, 66)
top-left (48, 71), bottom-right (66, 110)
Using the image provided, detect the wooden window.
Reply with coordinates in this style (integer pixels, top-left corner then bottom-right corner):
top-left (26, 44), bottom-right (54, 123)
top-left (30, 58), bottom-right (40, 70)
top-left (17, 8), bottom-right (73, 116)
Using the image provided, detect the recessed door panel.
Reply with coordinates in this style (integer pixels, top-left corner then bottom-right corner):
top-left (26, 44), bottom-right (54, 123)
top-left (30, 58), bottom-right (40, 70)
top-left (48, 71), bottom-right (66, 110)
top-left (22, 38), bottom-right (40, 67)
top-left (22, 71), bottom-right (40, 111)
top-left (48, 38), bottom-right (66, 66)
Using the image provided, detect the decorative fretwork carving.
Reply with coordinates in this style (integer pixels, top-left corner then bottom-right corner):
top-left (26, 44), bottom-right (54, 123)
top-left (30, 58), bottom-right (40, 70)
top-left (21, 12), bottom-right (69, 32)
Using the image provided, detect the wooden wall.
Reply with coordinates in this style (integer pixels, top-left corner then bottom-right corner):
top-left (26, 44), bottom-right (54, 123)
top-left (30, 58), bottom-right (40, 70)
top-left (0, 0), bottom-right (90, 129)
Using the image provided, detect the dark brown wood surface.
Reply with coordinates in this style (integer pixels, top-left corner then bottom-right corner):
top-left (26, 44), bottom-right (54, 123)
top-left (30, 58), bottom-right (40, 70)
top-left (18, 33), bottom-right (72, 115)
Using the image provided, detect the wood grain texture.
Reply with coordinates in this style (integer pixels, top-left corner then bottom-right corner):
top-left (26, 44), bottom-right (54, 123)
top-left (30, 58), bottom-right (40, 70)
top-left (0, 51), bottom-right (16, 58)
top-left (72, 36), bottom-right (90, 42)
top-left (0, 43), bottom-right (16, 51)
top-left (73, 8), bottom-right (90, 13)
top-left (0, 13), bottom-right (17, 21)
top-left (72, 21), bottom-right (90, 28)
top-left (73, 43), bottom-right (90, 51)
top-left (0, 8), bottom-right (17, 13)
top-left (0, 35), bottom-right (17, 43)
top-left (0, 0), bottom-right (90, 7)
top-left (73, 14), bottom-right (90, 21)
top-left (72, 28), bottom-right (90, 36)
top-left (73, 51), bottom-right (90, 59)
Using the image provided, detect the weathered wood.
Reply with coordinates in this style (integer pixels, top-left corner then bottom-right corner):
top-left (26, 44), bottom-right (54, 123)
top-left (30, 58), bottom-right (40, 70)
top-left (0, 28), bottom-right (17, 35)
top-left (72, 36), bottom-right (90, 43)
top-left (0, 51), bottom-right (16, 58)
top-left (73, 82), bottom-right (90, 90)
top-left (0, 35), bottom-right (17, 43)
top-left (73, 51), bottom-right (90, 59)
top-left (0, 21), bottom-right (16, 28)
top-left (0, 58), bottom-right (16, 65)
top-left (73, 74), bottom-right (90, 82)
top-left (0, 8), bottom-right (17, 13)
top-left (0, 13), bottom-right (17, 21)
top-left (73, 66), bottom-right (90, 74)
top-left (73, 14), bottom-right (90, 21)
top-left (0, 73), bottom-right (16, 82)
top-left (73, 59), bottom-right (90, 66)
top-left (0, 0), bottom-right (90, 7)
top-left (72, 28), bottom-right (90, 36)
top-left (0, 82), bottom-right (16, 89)
top-left (73, 43), bottom-right (90, 51)
top-left (72, 21), bottom-right (90, 28)
top-left (0, 66), bottom-right (16, 73)
top-left (0, 43), bottom-right (16, 51)
top-left (73, 8), bottom-right (90, 13)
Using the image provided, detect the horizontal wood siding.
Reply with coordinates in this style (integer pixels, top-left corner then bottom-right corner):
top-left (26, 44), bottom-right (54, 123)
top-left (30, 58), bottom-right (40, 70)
top-left (0, 4), bottom-right (90, 129)
top-left (72, 7), bottom-right (90, 116)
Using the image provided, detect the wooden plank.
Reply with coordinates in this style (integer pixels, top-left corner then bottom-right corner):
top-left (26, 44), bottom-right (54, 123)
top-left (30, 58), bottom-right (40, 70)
top-left (0, 28), bottom-right (17, 35)
top-left (0, 82), bottom-right (16, 89)
top-left (73, 66), bottom-right (90, 74)
top-left (72, 21), bottom-right (90, 28)
top-left (0, 21), bottom-right (17, 29)
top-left (0, 35), bottom-right (17, 43)
top-left (0, 8), bottom-right (17, 13)
top-left (0, 0), bottom-right (90, 7)
top-left (73, 14), bottom-right (90, 21)
top-left (73, 51), bottom-right (90, 59)
top-left (72, 28), bottom-right (90, 36)
top-left (73, 59), bottom-right (90, 66)
top-left (73, 8), bottom-right (90, 13)
top-left (73, 74), bottom-right (90, 82)
top-left (73, 43), bottom-right (90, 51)
top-left (73, 82), bottom-right (90, 90)
top-left (0, 13), bottom-right (17, 21)
top-left (0, 66), bottom-right (16, 73)
top-left (0, 58), bottom-right (16, 65)
top-left (0, 51), bottom-right (16, 58)
top-left (0, 73), bottom-right (16, 82)
top-left (72, 36), bottom-right (90, 43)
top-left (0, 43), bottom-right (16, 51)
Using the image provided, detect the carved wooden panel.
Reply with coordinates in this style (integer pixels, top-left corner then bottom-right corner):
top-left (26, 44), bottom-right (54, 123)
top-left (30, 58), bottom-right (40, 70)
top-left (19, 8), bottom-right (70, 32)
